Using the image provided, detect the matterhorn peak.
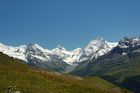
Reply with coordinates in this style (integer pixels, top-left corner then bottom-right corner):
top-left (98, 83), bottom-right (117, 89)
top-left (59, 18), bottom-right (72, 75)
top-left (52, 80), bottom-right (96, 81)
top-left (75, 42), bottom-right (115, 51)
top-left (79, 37), bottom-right (117, 61)
top-left (88, 37), bottom-right (107, 47)
top-left (85, 37), bottom-right (108, 52)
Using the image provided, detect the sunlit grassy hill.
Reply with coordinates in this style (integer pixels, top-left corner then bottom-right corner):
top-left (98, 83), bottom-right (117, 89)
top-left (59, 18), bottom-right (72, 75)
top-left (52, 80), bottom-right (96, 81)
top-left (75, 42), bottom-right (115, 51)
top-left (0, 52), bottom-right (131, 93)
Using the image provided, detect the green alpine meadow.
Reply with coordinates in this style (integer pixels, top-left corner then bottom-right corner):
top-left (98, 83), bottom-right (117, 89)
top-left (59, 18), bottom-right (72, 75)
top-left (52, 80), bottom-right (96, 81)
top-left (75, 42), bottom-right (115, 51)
top-left (0, 52), bottom-right (132, 93)
top-left (0, 0), bottom-right (140, 93)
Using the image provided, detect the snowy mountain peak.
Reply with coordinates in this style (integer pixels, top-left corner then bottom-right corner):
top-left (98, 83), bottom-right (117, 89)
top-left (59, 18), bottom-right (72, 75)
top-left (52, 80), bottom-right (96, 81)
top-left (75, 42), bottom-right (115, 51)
top-left (26, 43), bottom-right (47, 60)
top-left (0, 43), bottom-right (27, 62)
top-left (27, 43), bottom-right (44, 51)
top-left (84, 37), bottom-right (109, 56)
top-left (118, 36), bottom-right (140, 48)
top-left (110, 37), bottom-right (140, 55)
top-left (86, 37), bottom-right (109, 50)
top-left (89, 37), bottom-right (106, 45)
top-left (79, 37), bottom-right (117, 61)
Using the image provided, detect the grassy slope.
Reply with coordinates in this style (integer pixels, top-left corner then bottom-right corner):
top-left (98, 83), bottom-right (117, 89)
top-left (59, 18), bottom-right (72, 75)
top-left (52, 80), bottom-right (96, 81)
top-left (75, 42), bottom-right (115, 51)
top-left (72, 52), bottom-right (140, 93)
top-left (99, 52), bottom-right (140, 82)
top-left (0, 52), bottom-right (131, 93)
top-left (72, 52), bottom-right (140, 82)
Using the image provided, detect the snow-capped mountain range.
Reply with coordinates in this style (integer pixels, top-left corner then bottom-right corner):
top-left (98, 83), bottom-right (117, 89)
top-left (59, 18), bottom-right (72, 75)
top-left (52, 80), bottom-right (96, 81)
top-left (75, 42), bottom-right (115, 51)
top-left (111, 36), bottom-right (140, 54)
top-left (0, 37), bottom-right (118, 72)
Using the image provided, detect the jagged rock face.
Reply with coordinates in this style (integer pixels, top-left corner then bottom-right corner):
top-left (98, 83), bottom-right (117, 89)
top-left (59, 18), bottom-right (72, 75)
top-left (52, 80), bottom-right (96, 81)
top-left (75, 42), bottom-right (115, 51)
top-left (118, 37), bottom-right (140, 48)
top-left (111, 37), bottom-right (140, 54)
top-left (25, 44), bottom-right (69, 72)
top-left (26, 44), bottom-right (47, 59)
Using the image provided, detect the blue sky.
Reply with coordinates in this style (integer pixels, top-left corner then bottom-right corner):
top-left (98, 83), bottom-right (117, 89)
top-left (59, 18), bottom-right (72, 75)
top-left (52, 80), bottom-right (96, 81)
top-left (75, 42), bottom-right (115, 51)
top-left (0, 0), bottom-right (140, 50)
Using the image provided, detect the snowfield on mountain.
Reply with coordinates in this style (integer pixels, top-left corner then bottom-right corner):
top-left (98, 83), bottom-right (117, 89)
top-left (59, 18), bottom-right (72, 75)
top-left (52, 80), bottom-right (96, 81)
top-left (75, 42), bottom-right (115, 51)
top-left (0, 37), bottom-right (117, 72)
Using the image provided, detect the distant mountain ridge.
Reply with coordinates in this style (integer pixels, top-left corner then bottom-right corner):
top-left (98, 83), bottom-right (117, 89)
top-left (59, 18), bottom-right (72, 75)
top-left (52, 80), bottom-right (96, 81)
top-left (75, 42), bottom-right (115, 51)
top-left (1, 36), bottom-right (140, 93)
top-left (72, 36), bottom-right (140, 93)
top-left (0, 37), bottom-right (117, 72)
top-left (72, 36), bottom-right (140, 76)
top-left (111, 36), bottom-right (140, 54)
